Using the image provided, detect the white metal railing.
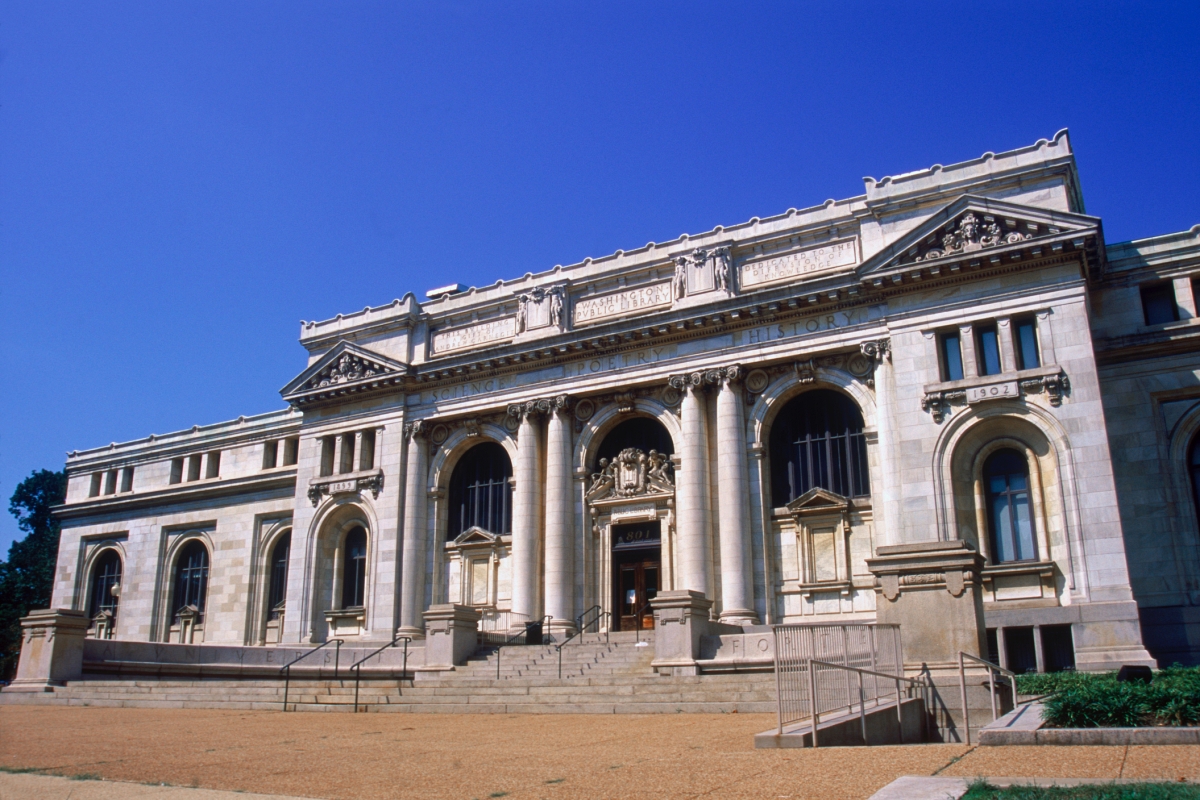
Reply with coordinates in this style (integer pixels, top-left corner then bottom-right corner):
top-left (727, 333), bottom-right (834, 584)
top-left (805, 660), bottom-right (928, 747)
top-left (773, 623), bottom-right (903, 736)
top-left (958, 651), bottom-right (1021, 745)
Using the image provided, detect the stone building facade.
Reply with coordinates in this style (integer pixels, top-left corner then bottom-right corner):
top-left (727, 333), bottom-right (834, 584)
top-left (46, 131), bottom-right (1200, 673)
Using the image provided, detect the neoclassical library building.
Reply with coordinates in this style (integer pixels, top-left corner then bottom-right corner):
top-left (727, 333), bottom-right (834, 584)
top-left (45, 131), bottom-right (1200, 674)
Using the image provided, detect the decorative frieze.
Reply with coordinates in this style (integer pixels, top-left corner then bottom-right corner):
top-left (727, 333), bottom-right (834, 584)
top-left (739, 238), bottom-right (858, 290)
top-left (673, 246), bottom-right (734, 297)
top-left (516, 285), bottom-right (567, 334)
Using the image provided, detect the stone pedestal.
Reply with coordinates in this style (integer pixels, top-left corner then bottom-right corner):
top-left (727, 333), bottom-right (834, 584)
top-left (650, 590), bottom-right (741, 676)
top-left (420, 604), bottom-right (481, 671)
top-left (4, 609), bottom-right (89, 692)
top-left (867, 541), bottom-right (987, 670)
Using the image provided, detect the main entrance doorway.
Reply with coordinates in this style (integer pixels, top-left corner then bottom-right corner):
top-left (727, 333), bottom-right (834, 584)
top-left (612, 521), bottom-right (660, 632)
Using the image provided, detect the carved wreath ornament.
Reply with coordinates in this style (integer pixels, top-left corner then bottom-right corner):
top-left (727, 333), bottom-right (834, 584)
top-left (914, 212), bottom-right (1031, 262)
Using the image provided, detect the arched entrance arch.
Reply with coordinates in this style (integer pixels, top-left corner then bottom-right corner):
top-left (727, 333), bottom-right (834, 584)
top-left (581, 411), bottom-right (678, 632)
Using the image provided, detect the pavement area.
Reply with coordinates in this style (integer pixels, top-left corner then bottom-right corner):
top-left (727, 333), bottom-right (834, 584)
top-left (2, 707), bottom-right (1200, 800)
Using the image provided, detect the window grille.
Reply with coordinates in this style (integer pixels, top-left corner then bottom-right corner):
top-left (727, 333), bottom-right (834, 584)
top-left (448, 442), bottom-right (513, 538)
top-left (172, 540), bottom-right (210, 620)
top-left (268, 532), bottom-right (290, 620)
top-left (770, 389), bottom-right (870, 505)
top-left (89, 550), bottom-right (122, 618)
top-left (341, 527), bottom-right (367, 608)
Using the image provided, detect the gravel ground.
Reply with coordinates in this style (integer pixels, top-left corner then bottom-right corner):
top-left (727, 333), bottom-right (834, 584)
top-left (3, 707), bottom-right (1198, 800)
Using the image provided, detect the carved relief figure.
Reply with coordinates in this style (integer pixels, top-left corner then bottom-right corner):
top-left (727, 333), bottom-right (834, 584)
top-left (672, 256), bottom-right (688, 299)
top-left (548, 286), bottom-right (565, 329)
top-left (586, 448), bottom-right (674, 501)
top-left (515, 297), bottom-right (528, 334)
top-left (712, 247), bottom-right (732, 293)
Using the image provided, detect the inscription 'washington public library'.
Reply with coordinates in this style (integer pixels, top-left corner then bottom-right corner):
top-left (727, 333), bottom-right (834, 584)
top-left (13, 131), bottom-right (1200, 695)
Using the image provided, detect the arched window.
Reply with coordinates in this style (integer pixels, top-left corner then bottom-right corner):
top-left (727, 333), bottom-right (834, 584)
top-left (770, 389), bottom-right (870, 505)
top-left (341, 526), bottom-right (367, 608)
top-left (594, 417), bottom-right (674, 468)
top-left (267, 531), bottom-right (291, 620)
top-left (89, 549), bottom-right (122, 619)
top-left (985, 449), bottom-right (1037, 563)
top-left (172, 540), bottom-right (210, 619)
top-left (448, 442), bottom-right (513, 538)
top-left (1190, 437), bottom-right (1200, 528)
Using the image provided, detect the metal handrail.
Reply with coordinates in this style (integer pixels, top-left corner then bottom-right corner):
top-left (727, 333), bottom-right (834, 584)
top-left (958, 651), bottom-right (1020, 745)
top-left (351, 635), bottom-right (411, 712)
top-left (555, 611), bottom-right (611, 679)
top-left (633, 602), bottom-right (654, 644)
top-left (280, 638), bottom-right (344, 711)
top-left (806, 658), bottom-right (927, 748)
top-left (574, 605), bottom-right (608, 643)
top-left (494, 615), bottom-right (552, 679)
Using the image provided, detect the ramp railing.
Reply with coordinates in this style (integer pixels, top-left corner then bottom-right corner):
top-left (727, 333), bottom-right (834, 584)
top-left (957, 651), bottom-right (1020, 745)
top-left (773, 623), bottom-right (902, 736)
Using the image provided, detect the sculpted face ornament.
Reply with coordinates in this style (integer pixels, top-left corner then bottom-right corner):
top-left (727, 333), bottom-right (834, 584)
top-left (305, 353), bottom-right (383, 390)
top-left (916, 212), bottom-right (1031, 262)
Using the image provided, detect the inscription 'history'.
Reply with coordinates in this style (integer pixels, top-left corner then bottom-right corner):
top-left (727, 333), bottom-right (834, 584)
top-left (740, 239), bottom-right (858, 290)
top-left (573, 282), bottom-right (672, 326)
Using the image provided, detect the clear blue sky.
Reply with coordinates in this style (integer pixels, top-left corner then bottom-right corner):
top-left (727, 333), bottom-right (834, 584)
top-left (2, 1), bottom-right (1198, 554)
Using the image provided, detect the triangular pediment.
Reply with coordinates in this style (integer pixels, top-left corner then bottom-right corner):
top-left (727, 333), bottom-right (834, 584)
top-left (452, 526), bottom-right (500, 547)
top-left (786, 487), bottom-right (850, 514)
top-left (859, 195), bottom-right (1103, 279)
top-left (280, 341), bottom-right (408, 404)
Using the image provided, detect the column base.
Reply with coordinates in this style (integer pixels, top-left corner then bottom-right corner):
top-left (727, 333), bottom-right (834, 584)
top-left (718, 609), bottom-right (759, 626)
top-left (547, 619), bottom-right (578, 638)
top-left (395, 626), bottom-right (425, 641)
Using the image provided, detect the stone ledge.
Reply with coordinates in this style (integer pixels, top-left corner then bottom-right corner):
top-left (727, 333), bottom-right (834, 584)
top-left (979, 702), bottom-right (1200, 745)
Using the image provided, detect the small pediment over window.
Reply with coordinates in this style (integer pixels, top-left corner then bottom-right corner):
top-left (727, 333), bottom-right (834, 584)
top-left (452, 527), bottom-right (501, 548)
top-left (786, 487), bottom-right (850, 516)
top-left (280, 341), bottom-right (408, 406)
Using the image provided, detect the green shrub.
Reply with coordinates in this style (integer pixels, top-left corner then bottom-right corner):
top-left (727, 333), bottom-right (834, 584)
top-left (1035, 665), bottom-right (1200, 728)
top-left (963, 780), bottom-right (1200, 799)
top-left (1015, 671), bottom-right (1094, 696)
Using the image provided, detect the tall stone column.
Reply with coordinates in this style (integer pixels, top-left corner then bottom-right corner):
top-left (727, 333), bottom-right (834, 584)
top-left (398, 420), bottom-right (428, 638)
top-left (509, 402), bottom-right (544, 629)
top-left (861, 339), bottom-right (898, 547)
top-left (671, 373), bottom-right (712, 600)
top-left (544, 396), bottom-right (576, 634)
top-left (713, 366), bottom-right (758, 624)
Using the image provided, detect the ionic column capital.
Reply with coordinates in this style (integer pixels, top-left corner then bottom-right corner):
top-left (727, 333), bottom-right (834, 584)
top-left (404, 419), bottom-right (427, 441)
top-left (859, 338), bottom-right (892, 364)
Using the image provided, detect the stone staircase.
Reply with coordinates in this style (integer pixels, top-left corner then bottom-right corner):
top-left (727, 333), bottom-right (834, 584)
top-left (2, 631), bottom-right (777, 714)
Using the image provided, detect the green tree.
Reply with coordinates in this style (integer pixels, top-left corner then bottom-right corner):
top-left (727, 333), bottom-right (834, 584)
top-left (0, 469), bottom-right (67, 679)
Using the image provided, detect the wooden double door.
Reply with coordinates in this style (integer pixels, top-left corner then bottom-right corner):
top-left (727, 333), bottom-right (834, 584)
top-left (613, 549), bottom-right (659, 632)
